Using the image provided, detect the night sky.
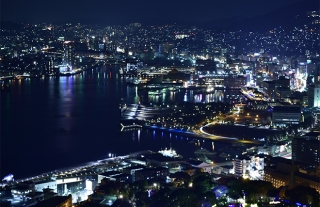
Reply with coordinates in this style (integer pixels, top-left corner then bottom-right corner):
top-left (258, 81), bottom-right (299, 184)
top-left (2, 0), bottom-right (306, 24)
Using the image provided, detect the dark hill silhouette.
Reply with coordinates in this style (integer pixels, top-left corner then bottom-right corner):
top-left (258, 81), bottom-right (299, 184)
top-left (228, 0), bottom-right (319, 31)
top-left (199, 0), bottom-right (319, 31)
top-left (0, 21), bottom-right (24, 30)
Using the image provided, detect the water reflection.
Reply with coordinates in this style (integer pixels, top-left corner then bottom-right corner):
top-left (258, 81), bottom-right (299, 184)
top-left (127, 86), bottom-right (240, 104)
top-left (1, 65), bottom-right (236, 179)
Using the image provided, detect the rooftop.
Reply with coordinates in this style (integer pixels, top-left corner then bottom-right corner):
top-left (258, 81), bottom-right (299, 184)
top-left (32, 195), bottom-right (71, 207)
top-left (272, 106), bottom-right (301, 113)
top-left (303, 131), bottom-right (320, 138)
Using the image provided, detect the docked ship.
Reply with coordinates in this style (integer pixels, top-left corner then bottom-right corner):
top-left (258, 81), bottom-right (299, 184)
top-left (148, 90), bottom-right (163, 96)
top-left (125, 77), bottom-right (140, 85)
top-left (194, 148), bottom-right (216, 156)
top-left (59, 68), bottom-right (83, 76)
top-left (158, 147), bottom-right (182, 158)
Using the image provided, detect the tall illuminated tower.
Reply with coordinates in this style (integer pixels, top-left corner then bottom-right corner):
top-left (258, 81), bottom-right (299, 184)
top-left (62, 41), bottom-right (75, 67)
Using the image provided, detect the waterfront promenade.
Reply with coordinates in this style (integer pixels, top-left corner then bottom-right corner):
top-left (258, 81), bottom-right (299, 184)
top-left (4, 150), bottom-right (151, 186)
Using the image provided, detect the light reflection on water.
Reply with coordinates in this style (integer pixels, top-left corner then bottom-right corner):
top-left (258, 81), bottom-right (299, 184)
top-left (126, 86), bottom-right (240, 105)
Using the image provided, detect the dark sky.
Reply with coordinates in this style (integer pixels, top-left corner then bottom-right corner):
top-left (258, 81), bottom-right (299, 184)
top-left (1, 0), bottom-right (305, 24)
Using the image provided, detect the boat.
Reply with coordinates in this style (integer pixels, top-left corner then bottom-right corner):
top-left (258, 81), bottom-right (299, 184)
top-left (125, 77), bottom-right (140, 85)
top-left (15, 75), bottom-right (26, 80)
top-left (158, 147), bottom-right (182, 158)
top-left (168, 87), bottom-right (179, 92)
top-left (59, 68), bottom-right (83, 76)
top-left (148, 90), bottom-right (163, 96)
top-left (194, 148), bottom-right (216, 156)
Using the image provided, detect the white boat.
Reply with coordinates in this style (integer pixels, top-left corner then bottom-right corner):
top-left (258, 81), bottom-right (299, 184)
top-left (148, 90), bottom-right (163, 96)
top-left (158, 147), bottom-right (182, 158)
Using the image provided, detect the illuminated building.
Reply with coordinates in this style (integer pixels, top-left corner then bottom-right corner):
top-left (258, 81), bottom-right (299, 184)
top-left (122, 166), bottom-right (145, 182)
top-left (233, 155), bottom-right (265, 178)
top-left (224, 75), bottom-right (247, 88)
top-left (32, 194), bottom-right (72, 207)
top-left (308, 84), bottom-right (320, 107)
top-left (263, 76), bottom-right (290, 100)
top-left (275, 87), bottom-right (291, 101)
top-left (62, 41), bottom-right (75, 67)
top-left (264, 157), bottom-right (320, 192)
top-left (195, 59), bottom-right (216, 75)
top-left (262, 81), bottom-right (276, 100)
top-left (134, 167), bottom-right (169, 182)
top-left (292, 134), bottom-right (320, 165)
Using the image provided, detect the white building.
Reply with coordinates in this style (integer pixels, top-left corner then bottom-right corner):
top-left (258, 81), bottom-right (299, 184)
top-left (233, 154), bottom-right (265, 179)
top-left (312, 85), bottom-right (320, 107)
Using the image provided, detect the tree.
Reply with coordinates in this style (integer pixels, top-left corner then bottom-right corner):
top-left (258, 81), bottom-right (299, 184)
top-left (285, 185), bottom-right (320, 207)
top-left (216, 196), bottom-right (228, 207)
top-left (169, 188), bottom-right (198, 207)
top-left (201, 191), bottom-right (217, 206)
top-left (192, 174), bottom-right (215, 195)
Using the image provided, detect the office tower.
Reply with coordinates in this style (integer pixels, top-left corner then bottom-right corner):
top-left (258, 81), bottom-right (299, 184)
top-left (62, 41), bottom-right (75, 67)
top-left (308, 85), bottom-right (320, 107)
top-left (292, 135), bottom-right (320, 165)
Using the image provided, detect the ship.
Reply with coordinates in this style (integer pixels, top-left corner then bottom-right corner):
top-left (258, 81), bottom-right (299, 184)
top-left (59, 68), bottom-right (83, 76)
top-left (194, 148), bottom-right (216, 156)
top-left (125, 77), bottom-right (140, 85)
top-left (158, 147), bottom-right (182, 158)
top-left (148, 89), bottom-right (163, 96)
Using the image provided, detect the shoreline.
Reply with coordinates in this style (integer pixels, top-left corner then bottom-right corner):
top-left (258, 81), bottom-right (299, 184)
top-left (121, 123), bottom-right (263, 145)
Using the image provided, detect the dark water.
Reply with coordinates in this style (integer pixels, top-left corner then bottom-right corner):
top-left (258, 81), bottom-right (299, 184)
top-left (1, 66), bottom-right (234, 179)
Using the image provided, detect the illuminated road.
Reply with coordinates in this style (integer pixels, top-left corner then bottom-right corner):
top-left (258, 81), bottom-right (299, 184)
top-left (198, 124), bottom-right (262, 144)
top-left (123, 103), bottom-right (262, 144)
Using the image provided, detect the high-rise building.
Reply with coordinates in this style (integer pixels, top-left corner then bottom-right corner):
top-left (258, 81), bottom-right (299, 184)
top-left (292, 134), bottom-right (320, 165)
top-left (308, 84), bottom-right (320, 107)
top-left (62, 41), bottom-right (75, 67)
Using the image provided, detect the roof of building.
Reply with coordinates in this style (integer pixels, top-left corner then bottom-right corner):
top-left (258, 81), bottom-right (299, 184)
top-left (263, 81), bottom-right (275, 84)
top-left (122, 165), bottom-right (145, 171)
top-left (112, 173), bottom-right (131, 179)
top-left (303, 131), bottom-right (320, 138)
top-left (276, 87), bottom-right (291, 91)
top-left (56, 170), bottom-right (96, 179)
top-left (272, 106), bottom-right (301, 113)
top-left (295, 172), bottom-right (320, 183)
top-left (99, 171), bottom-right (122, 177)
top-left (220, 165), bottom-right (233, 169)
top-left (32, 195), bottom-right (71, 207)
top-left (135, 167), bottom-right (168, 173)
top-left (187, 159), bottom-right (204, 166)
top-left (236, 155), bottom-right (251, 160)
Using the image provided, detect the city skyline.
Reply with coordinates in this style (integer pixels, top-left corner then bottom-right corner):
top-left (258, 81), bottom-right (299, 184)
top-left (1, 0), bottom-right (309, 25)
top-left (1, 0), bottom-right (319, 205)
